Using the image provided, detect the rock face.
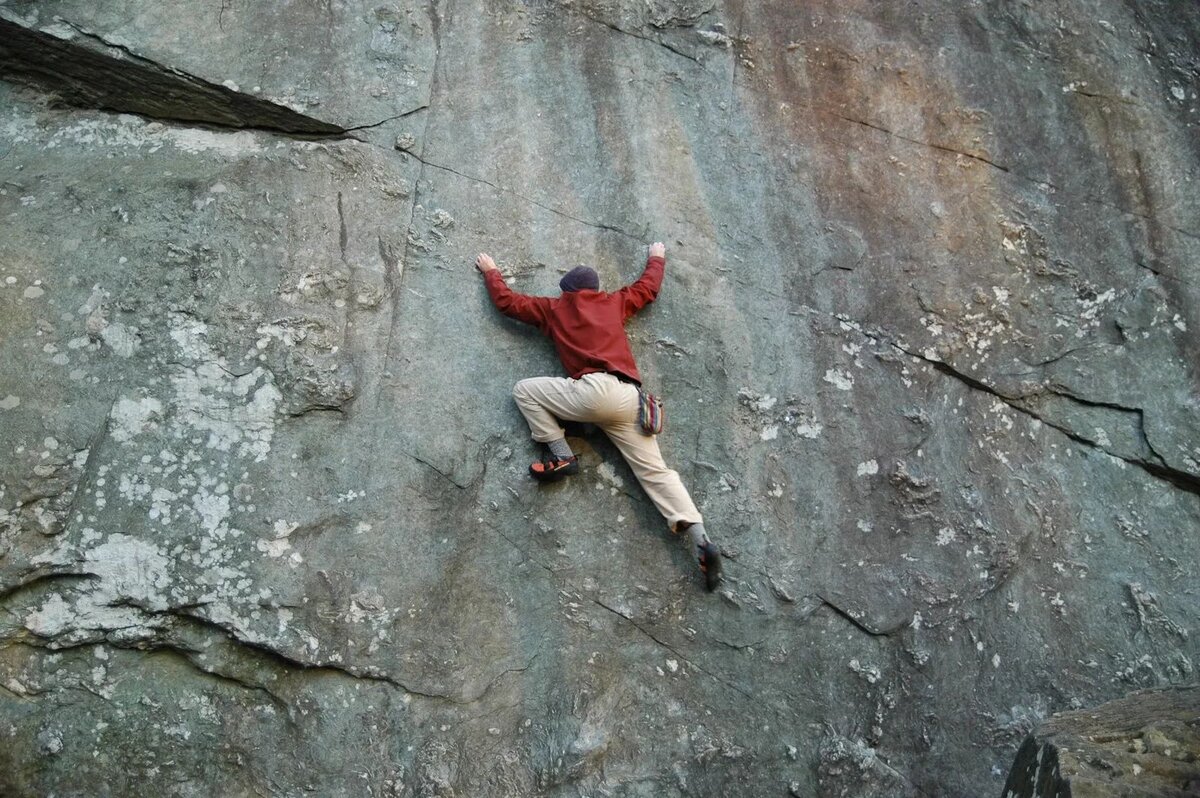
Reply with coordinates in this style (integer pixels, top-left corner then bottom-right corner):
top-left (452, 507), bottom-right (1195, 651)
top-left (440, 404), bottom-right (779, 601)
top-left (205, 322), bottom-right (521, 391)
top-left (0, 1), bottom-right (1197, 796)
top-left (1002, 685), bottom-right (1200, 797)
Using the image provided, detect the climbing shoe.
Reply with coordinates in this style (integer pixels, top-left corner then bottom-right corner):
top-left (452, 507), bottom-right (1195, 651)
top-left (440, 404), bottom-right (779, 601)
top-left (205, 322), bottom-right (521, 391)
top-left (697, 540), bottom-right (722, 592)
top-left (529, 454), bottom-right (579, 482)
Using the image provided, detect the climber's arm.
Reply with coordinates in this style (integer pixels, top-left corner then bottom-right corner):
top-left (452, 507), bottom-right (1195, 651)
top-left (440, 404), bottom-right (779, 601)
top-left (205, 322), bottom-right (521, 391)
top-left (477, 253), bottom-right (550, 328)
top-left (617, 242), bottom-right (666, 320)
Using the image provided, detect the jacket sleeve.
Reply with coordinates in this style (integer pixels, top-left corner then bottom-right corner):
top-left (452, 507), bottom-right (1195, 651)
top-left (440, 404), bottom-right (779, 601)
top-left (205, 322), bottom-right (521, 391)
top-left (485, 269), bottom-right (551, 329)
top-left (617, 254), bottom-right (664, 321)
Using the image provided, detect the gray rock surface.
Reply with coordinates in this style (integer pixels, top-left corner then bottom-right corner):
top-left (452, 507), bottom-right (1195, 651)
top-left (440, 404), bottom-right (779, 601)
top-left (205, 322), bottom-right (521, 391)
top-left (0, 1), bottom-right (1197, 795)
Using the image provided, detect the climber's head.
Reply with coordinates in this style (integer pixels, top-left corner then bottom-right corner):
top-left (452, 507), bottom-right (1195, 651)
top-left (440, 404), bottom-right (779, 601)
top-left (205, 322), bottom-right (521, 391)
top-left (559, 266), bottom-right (599, 293)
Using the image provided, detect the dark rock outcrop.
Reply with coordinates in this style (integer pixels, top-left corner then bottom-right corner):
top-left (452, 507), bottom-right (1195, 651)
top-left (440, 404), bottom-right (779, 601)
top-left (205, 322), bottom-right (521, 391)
top-left (1003, 685), bottom-right (1200, 798)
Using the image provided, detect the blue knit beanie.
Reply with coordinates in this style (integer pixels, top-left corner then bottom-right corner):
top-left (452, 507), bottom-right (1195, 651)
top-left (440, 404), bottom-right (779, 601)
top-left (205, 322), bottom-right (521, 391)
top-left (560, 266), bottom-right (599, 293)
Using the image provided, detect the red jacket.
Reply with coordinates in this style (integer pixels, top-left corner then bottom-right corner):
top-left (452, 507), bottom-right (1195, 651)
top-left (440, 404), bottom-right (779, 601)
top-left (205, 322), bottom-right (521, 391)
top-left (485, 255), bottom-right (664, 384)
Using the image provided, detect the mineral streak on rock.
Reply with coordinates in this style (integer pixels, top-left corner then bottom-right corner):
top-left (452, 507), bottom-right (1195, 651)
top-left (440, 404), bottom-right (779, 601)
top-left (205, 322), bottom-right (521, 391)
top-left (0, 0), bottom-right (1198, 796)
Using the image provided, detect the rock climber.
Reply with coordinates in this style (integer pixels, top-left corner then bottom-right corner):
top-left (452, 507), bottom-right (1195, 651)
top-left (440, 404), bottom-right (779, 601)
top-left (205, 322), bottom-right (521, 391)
top-left (475, 242), bottom-right (722, 591)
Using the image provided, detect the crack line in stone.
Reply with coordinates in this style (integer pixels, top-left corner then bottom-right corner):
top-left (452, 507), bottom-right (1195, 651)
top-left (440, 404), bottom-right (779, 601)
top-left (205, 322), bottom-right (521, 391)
top-left (0, 570), bottom-right (99, 605)
top-left (166, 606), bottom-right (458, 702)
top-left (368, 0), bottom-right (440, 486)
top-left (344, 104), bottom-right (430, 132)
top-left (831, 111), bottom-right (1011, 173)
top-left (397, 445), bottom-right (470, 489)
top-left (794, 304), bottom-right (1200, 497)
top-left (409, 154), bottom-right (644, 242)
top-left (894, 343), bottom-right (1200, 497)
top-left (555, 4), bottom-right (703, 65)
top-left (817, 595), bottom-right (906, 637)
top-left (476, 520), bottom-right (826, 724)
top-left (825, 110), bottom-right (1198, 242)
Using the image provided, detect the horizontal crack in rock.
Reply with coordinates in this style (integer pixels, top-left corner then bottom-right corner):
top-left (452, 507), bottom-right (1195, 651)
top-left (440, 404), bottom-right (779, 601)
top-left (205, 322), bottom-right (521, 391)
top-left (164, 607), bottom-right (458, 701)
top-left (0, 570), bottom-right (99, 605)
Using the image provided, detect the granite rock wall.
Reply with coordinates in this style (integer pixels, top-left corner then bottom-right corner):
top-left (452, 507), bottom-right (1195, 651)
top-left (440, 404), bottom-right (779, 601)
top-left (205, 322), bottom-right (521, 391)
top-left (1, 1), bottom-right (1198, 796)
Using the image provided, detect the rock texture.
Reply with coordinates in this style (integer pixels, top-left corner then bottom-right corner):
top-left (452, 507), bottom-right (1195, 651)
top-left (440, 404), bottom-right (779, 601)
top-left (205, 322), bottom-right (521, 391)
top-left (0, 1), bottom-right (1197, 796)
top-left (1002, 685), bottom-right (1200, 797)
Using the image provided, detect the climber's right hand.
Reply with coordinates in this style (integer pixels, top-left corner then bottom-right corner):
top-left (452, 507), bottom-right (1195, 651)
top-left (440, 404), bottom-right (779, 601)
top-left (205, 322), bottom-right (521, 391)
top-left (475, 253), bottom-right (497, 274)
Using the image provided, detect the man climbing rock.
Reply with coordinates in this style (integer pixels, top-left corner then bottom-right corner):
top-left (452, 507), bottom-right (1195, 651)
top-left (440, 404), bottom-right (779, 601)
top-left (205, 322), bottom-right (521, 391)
top-left (476, 243), bottom-right (722, 591)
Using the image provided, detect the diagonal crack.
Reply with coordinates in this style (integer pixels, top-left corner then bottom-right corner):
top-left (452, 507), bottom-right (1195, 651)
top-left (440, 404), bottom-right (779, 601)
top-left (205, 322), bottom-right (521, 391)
top-left (817, 595), bottom-right (908, 637)
top-left (895, 344), bottom-right (1200, 498)
top-left (397, 445), bottom-right (471, 489)
top-left (344, 104), bottom-right (429, 132)
top-left (818, 107), bottom-right (1198, 243)
top-left (405, 152), bottom-right (646, 242)
top-left (798, 305), bottom-right (1200, 498)
top-left (832, 111), bottom-right (1011, 174)
top-left (477, 519), bottom-right (819, 724)
top-left (553, 4), bottom-right (703, 65)
top-left (590, 595), bottom-right (765, 707)
top-left (0, 15), bottom-right (347, 138)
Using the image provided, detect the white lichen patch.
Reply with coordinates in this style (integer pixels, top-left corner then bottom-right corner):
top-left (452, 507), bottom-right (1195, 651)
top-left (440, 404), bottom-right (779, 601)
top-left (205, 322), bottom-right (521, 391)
top-left (111, 397), bottom-right (164, 442)
top-left (760, 425), bottom-right (779, 441)
top-left (99, 322), bottom-right (140, 357)
top-left (794, 419), bottom-right (823, 439)
top-left (25, 534), bottom-right (175, 641)
top-left (597, 462), bottom-right (624, 490)
top-left (935, 526), bottom-right (956, 546)
top-left (148, 486), bottom-right (178, 523)
top-left (168, 314), bottom-right (281, 461)
top-left (118, 473), bottom-right (151, 502)
top-left (0, 395), bottom-right (20, 410)
top-left (256, 519), bottom-right (300, 559)
top-left (191, 489), bottom-right (231, 535)
top-left (823, 369), bottom-right (853, 391)
top-left (856, 460), bottom-right (879, 477)
top-left (84, 534), bottom-right (172, 609)
top-left (848, 658), bottom-right (881, 684)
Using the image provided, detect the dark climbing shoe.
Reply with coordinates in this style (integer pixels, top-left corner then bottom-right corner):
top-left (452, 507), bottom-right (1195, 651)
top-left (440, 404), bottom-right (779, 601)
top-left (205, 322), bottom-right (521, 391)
top-left (529, 455), bottom-right (579, 482)
top-left (698, 540), bottom-right (722, 592)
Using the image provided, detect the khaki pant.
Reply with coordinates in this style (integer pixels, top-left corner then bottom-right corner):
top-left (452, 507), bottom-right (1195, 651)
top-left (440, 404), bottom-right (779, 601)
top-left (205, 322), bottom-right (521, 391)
top-left (512, 373), bottom-right (701, 529)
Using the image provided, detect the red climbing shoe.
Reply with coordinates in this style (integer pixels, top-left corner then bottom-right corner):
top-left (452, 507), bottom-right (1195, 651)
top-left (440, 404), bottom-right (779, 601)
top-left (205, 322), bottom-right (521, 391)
top-left (698, 541), bottom-right (722, 592)
top-left (529, 455), bottom-right (579, 482)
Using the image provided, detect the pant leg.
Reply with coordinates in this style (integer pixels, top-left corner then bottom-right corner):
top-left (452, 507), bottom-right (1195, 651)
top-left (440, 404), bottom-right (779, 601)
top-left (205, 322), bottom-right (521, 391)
top-left (599, 390), bottom-right (703, 530)
top-left (512, 375), bottom-right (605, 443)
